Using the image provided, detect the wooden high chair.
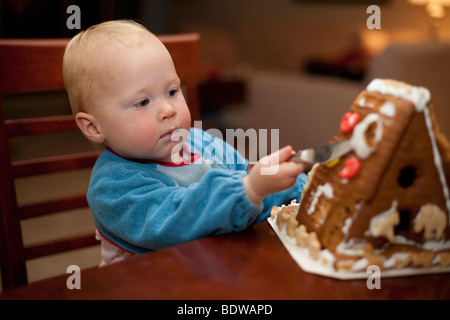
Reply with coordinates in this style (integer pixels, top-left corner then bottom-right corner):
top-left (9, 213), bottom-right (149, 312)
top-left (0, 33), bottom-right (201, 291)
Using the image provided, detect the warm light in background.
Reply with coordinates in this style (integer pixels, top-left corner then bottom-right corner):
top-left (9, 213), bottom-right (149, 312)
top-left (408, 0), bottom-right (450, 39)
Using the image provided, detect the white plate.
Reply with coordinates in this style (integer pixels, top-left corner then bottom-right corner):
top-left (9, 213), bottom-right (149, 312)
top-left (268, 218), bottom-right (450, 280)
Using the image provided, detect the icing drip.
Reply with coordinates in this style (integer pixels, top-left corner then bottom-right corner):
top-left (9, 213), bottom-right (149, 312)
top-left (358, 97), bottom-right (374, 108)
top-left (423, 107), bottom-right (450, 220)
top-left (307, 183), bottom-right (333, 215)
top-left (350, 113), bottom-right (383, 159)
top-left (368, 200), bottom-right (399, 242)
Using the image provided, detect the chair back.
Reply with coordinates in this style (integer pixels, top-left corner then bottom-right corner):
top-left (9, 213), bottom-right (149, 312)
top-left (0, 33), bottom-right (201, 291)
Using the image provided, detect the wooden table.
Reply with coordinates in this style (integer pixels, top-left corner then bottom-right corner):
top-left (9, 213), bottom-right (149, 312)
top-left (1, 222), bottom-right (450, 300)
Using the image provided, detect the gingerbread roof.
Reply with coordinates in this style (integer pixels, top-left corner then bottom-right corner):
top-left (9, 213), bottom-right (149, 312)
top-left (297, 78), bottom-right (450, 251)
top-left (321, 79), bottom-right (449, 209)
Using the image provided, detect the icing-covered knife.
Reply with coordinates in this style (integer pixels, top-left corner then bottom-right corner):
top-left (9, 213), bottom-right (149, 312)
top-left (291, 139), bottom-right (352, 164)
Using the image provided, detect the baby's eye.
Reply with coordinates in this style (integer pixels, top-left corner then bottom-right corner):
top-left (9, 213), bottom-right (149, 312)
top-left (134, 98), bottom-right (150, 108)
top-left (167, 88), bottom-right (178, 98)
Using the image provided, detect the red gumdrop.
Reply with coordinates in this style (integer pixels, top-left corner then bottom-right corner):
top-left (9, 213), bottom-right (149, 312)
top-left (340, 112), bottom-right (360, 133)
top-left (339, 156), bottom-right (361, 179)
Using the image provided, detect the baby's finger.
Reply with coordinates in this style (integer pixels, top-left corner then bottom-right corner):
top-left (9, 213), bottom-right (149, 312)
top-left (260, 145), bottom-right (294, 167)
top-left (281, 160), bottom-right (306, 175)
top-left (278, 145), bottom-right (296, 163)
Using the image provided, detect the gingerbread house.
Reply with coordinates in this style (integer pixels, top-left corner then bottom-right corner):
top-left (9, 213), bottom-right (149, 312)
top-left (274, 79), bottom-right (450, 272)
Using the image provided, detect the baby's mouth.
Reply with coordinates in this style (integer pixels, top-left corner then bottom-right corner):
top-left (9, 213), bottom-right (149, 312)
top-left (161, 128), bottom-right (182, 141)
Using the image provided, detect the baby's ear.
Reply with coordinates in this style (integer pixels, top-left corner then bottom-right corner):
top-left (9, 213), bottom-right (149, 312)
top-left (75, 112), bottom-right (105, 144)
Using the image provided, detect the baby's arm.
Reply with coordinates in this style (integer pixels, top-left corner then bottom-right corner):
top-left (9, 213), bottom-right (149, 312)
top-left (89, 161), bottom-right (264, 252)
top-left (243, 145), bottom-right (305, 205)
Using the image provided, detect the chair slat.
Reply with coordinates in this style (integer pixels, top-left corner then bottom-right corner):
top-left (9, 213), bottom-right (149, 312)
top-left (0, 39), bottom-right (69, 95)
top-left (5, 115), bottom-right (78, 137)
top-left (12, 151), bottom-right (100, 178)
top-left (18, 194), bottom-right (89, 219)
top-left (24, 232), bottom-right (98, 260)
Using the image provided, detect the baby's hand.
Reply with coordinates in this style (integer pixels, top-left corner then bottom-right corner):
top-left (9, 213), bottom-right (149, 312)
top-left (243, 145), bottom-right (306, 205)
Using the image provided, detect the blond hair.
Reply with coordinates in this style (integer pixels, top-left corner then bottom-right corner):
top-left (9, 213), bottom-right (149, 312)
top-left (63, 20), bottom-right (154, 114)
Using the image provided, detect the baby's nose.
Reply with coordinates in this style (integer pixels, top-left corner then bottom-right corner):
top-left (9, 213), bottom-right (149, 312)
top-left (160, 101), bottom-right (177, 120)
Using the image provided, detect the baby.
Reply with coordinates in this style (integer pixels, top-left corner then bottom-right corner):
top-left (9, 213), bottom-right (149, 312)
top-left (63, 20), bottom-right (306, 266)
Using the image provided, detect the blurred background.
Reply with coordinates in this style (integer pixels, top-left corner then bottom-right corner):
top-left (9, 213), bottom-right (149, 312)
top-left (1, 0), bottom-right (450, 289)
top-left (2, 0), bottom-right (450, 145)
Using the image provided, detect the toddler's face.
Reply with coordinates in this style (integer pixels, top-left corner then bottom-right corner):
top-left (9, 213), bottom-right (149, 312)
top-left (90, 38), bottom-right (191, 161)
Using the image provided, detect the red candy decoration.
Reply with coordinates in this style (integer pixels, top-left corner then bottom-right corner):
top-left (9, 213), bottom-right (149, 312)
top-left (339, 156), bottom-right (361, 179)
top-left (340, 112), bottom-right (360, 133)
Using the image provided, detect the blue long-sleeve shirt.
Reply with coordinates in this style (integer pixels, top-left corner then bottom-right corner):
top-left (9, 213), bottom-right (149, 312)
top-left (88, 127), bottom-right (307, 254)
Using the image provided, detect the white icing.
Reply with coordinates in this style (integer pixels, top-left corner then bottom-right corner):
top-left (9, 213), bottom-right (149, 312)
top-left (307, 183), bottom-right (333, 215)
top-left (383, 252), bottom-right (411, 269)
top-left (341, 217), bottom-right (353, 235)
top-left (350, 113), bottom-right (383, 159)
top-left (432, 254), bottom-right (440, 265)
top-left (336, 238), bottom-right (366, 256)
top-left (393, 234), bottom-right (450, 251)
top-left (392, 234), bottom-right (416, 246)
top-left (352, 258), bottom-right (368, 272)
top-left (358, 97), bottom-right (374, 108)
top-left (340, 201), bottom-right (363, 239)
top-left (423, 106), bottom-right (450, 222)
top-left (379, 101), bottom-right (396, 117)
top-left (366, 79), bottom-right (430, 112)
top-left (424, 239), bottom-right (450, 251)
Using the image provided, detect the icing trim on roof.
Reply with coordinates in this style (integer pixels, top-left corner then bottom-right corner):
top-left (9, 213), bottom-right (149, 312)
top-left (366, 79), bottom-right (430, 112)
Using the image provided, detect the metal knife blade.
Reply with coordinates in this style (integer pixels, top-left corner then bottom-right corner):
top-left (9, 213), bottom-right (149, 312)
top-left (291, 139), bottom-right (352, 164)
